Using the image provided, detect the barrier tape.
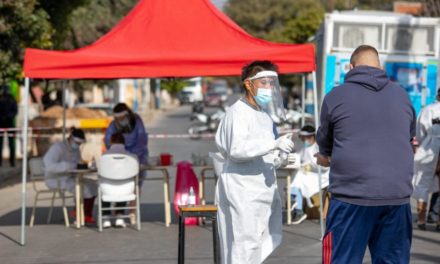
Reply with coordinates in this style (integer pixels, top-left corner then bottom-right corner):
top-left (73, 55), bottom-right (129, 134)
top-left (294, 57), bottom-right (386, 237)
top-left (0, 127), bottom-right (298, 139)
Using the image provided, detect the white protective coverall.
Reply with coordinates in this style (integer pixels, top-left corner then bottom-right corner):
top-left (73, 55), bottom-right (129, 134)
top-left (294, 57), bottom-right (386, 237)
top-left (215, 99), bottom-right (282, 264)
top-left (290, 143), bottom-right (329, 199)
top-left (43, 141), bottom-right (97, 198)
top-left (413, 102), bottom-right (440, 202)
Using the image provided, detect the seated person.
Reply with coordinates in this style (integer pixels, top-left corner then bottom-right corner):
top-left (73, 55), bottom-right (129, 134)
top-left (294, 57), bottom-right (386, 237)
top-left (101, 132), bottom-right (138, 228)
top-left (433, 154), bottom-right (440, 232)
top-left (104, 103), bottom-right (148, 225)
top-left (104, 103), bottom-right (148, 187)
top-left (290, 125), bottom-right (329, 224)
top-left (43, 128), bottom-right (97, 224)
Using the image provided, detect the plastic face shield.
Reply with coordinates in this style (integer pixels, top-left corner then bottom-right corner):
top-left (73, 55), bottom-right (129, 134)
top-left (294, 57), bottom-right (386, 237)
top-left (247, 70), bottom-right (286, 123)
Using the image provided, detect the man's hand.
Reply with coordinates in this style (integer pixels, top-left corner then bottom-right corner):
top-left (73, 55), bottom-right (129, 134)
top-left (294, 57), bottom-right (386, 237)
top-left (314, 153), bottom-right (331, 167)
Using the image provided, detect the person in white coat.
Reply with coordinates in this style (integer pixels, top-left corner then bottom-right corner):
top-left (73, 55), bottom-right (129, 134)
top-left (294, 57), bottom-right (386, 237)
top-left (43, 128), bottom-right (97, 224)
top-left (290, 125), bottom-right (329, 224)
top-left (413, 89), bottom-right (440, 230)
top-left (215, 60), bottom-right (294, 264)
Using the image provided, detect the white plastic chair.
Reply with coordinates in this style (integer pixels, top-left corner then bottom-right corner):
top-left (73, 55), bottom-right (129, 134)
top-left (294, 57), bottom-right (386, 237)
top-left (97, 154), bottom-right (141, 231)
top-left (29, 157), bottom-right (72, 227)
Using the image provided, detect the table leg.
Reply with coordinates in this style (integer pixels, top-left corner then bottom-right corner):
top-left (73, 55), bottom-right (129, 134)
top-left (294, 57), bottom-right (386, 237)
top-left (198, 176), bottom-right (206, 225)
top-left (75, 175), bottom-right (81, 229)
top-left (162, 169), bottom-right (171, 227)
top-left (212, 217), bottom-right (220, 264)
top-left (80, 174), bottom-right (85, 226)
top-left (178, 214), bottom-right (185, 264)
top-left (286, 174), bottom-right (292, 225)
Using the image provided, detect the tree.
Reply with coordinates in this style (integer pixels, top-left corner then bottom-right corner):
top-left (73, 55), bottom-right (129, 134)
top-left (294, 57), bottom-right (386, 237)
top-left (423, 0), bottom-right (440, 17)
top-left (225, 0), bottom-right (325, 91)
top-left (161, 78), bottom-right (187, 99)
top-left (224, 0), bottom-right (325, 44)
top-left (38, 0), bottom-right (89, 49)
top-left (61, 0), bottom-right (139, 93)
top-left (0, 0), bottom-right (53, 84)
top-left (0, 0), bottom-right (139, 86)
top-left (279, 1), bottom-right (325, 43)
top-left (64, 0), bottom-right (138, 49)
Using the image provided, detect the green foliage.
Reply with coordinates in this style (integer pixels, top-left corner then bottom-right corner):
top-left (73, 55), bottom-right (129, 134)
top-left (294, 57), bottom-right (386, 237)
top-left (0, 0), bottom-right (53, 84)
top-left (225, 0), bottom-right (324, 91)
top-left (225, 0), bottom-right (325, 44)
top-left (38, 0), bottom-right (90, 49)
top-left (64, 0), bottom-right (138, 49)
top-left (279, 1), bottom-right (325, 43)
top-left (63, 0), bottom-right (138, 91)
top-left (161, 79), bottom-right (187, 97)
top-left (0, 0), bottom-right (138, 85)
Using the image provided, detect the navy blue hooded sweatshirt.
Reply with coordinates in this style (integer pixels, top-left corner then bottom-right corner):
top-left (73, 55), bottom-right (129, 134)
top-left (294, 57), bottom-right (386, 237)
top-left (317, 65), bottom-right (416, 206)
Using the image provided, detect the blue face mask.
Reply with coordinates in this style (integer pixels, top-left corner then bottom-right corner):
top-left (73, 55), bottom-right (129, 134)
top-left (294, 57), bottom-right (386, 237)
top-left (303, 141), bottom-right (311, 148)
top-left (253, 88), bottom-right (272, 108)
top-left (118, 117), bottom-right (130, 127)
top-left (70, 142), bottom-right (80, 150)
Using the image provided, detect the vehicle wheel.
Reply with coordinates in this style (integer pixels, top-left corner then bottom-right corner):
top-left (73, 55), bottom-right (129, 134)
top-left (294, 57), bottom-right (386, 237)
top-left (188, 126), bottom-right (202, 140)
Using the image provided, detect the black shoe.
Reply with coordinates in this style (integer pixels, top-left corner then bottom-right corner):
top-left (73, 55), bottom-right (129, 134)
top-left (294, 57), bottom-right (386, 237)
top-left (292, 212), bottom-right (307, 225)
top-left (436, 225), bottom-right (440, 232)
top-left (417, 222), bottom-right (426, 230)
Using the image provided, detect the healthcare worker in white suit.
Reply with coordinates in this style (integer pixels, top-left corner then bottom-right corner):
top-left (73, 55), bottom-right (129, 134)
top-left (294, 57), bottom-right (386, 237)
top-left (290, 125), bottom-right (329, 224)
top-left (215, 60), bottom-right (294, 264)
top-left (44, 128), bottom-right (97, 223)
top-left (413, 89), bottom-right (440, 230)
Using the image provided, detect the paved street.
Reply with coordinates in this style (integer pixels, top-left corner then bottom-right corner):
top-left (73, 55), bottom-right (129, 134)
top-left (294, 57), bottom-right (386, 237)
top-left (0, 99), bottom-right (439, 263)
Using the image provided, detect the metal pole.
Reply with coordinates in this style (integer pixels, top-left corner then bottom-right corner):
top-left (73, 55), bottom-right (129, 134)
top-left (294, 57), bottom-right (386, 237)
top-left (155, 79), bottom-right (161, 109)
top-left (62, 81), bottom-right (67, 141)
top-left (21, 77), bottom-right (30, 246)
top-left (301, 74), bottom-right (306, 127)
top-left (312, 71), bottom-right (325, 238)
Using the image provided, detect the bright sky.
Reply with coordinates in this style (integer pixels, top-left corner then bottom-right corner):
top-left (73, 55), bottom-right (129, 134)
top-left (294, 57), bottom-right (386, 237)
top-left (211, 0), bottom-right (227, 10)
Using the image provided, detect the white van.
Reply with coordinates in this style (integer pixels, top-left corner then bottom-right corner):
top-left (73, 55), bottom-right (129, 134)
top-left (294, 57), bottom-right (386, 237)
top-left (178, 77), bottom-right (203, 104)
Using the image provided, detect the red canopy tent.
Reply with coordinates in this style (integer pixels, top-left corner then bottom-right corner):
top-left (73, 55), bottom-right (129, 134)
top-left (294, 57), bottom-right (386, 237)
top-left (23, 0), bottom-right (315, 79)
top-left (20, 0), bottom-right (322, 246)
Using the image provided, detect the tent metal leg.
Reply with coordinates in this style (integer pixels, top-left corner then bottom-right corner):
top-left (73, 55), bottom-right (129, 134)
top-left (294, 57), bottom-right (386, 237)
top-left (21, 77), bottom-right (30, 246)
top-left (312, 71), bottom-right (325, 239)
top-left (62, 81), bottom-right (67, 141)
top-left (301, 74), bottom-right (306, 127)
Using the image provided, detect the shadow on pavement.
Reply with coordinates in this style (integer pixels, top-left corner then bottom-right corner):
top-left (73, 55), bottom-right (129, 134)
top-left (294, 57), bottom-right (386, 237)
top-left (0, 231), bottom-right (21, 246)
top-left (0, 203), bottom-right (178, 226)
top-left (413, 233), bottom-right (440, 245)
top-left (410, 253), bottom-right (440, 263)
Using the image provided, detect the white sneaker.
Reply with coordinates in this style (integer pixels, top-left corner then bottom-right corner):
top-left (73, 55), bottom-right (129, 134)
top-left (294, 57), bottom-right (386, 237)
top-left (115, 218), bottom-right (126, 228)
top-left (292, 213), bottom-right (307, 225)
top-left (102, 220), bottom-right (111, 229)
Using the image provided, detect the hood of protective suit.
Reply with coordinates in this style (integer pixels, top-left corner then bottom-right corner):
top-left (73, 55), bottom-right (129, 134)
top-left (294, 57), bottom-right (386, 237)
top-left (344, 65), bottom-right (389, 92)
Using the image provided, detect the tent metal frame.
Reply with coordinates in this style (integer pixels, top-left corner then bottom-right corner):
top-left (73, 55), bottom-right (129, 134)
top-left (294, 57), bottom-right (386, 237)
top-left (20, 73), bottom-right (323, 246)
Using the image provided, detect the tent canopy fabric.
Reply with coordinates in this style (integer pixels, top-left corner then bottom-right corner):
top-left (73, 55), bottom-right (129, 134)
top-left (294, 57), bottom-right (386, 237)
top-left (23, 0), bottom-right (315, 79)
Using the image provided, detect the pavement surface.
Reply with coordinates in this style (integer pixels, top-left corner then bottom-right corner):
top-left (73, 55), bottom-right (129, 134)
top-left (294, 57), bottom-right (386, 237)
top-left (0, 99), bottom-right (440, 264)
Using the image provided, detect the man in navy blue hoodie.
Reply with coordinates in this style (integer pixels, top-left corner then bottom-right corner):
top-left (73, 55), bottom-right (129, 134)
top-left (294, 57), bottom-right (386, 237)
top-left (316, 45), bottom-right (415, 264)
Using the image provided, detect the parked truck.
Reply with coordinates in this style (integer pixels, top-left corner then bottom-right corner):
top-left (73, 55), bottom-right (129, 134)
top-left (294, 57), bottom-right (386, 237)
top-left (315, 11), bottom-right (440, 115)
